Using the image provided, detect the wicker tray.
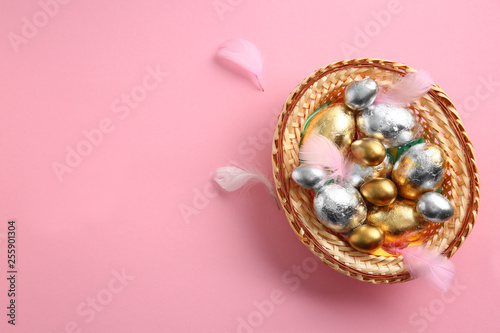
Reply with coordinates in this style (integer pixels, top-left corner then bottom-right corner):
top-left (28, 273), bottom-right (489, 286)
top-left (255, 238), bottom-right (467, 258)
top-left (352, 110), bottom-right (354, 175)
top-left (272, 58), bottom-right (480, 284)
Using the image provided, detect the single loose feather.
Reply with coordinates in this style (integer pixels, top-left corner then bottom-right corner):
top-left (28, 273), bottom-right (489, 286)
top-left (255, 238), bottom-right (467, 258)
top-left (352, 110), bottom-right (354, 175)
top-left (376, 70), bottom-right (432, 105)
top-left (397, 246), bottom-right (455, 291)
top-left (217, 38), bottom-right (264, 91)
top-left (299, 135), bottom-right (353, 183)
top-left (214, 166), bottom-right (278, 207)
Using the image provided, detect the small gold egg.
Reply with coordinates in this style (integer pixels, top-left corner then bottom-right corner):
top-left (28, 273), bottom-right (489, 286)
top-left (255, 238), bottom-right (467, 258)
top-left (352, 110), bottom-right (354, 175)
top-left (367, 199), bottom-right (438, 249)
top-left (348, 224), bottom-right (385, 253)
top-left (392, 143), bottom-right (447, 200)
top-left (302, 103), bottom-right (355, 152)
top-left (360, 178), bottom-right (397, 206)
top-left (351, 138), bottom-right (386, 166)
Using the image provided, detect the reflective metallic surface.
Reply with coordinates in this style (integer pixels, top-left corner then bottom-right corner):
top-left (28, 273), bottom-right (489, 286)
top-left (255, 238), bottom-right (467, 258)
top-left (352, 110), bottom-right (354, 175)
top-left (367, 199), bottom-right (433, 248)
top-left (350, 138), bottom-right (386, 166)
top-left (416, 192), bottom-right (454, 223)
top-left (314, 184), bottom-right (367, 233)
top-left (302, 103), bottom-right (355, 152)
top-left (356, 104), bottom-right (423, 148)
top-left (344, 78), bottom-right (379, 110)
top-left (349, 154), bottom-right (394, 188)
top-left (291, 165), bottom-right (327, 190)
top-left (392, 143), bottom-right (447, 200)
top-left (348, 224), bottom-right (385, 253)
top-left (360, 178), bottom-right (398, 206)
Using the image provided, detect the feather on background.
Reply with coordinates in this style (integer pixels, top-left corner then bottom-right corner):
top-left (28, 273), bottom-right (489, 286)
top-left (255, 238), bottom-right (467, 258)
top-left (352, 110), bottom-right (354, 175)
top-left (214, 165), bottom-right (279, 207)
top-left (216, 38), bottom-right (264, 91)
top-left (396, 246), bottom-right (456, 291)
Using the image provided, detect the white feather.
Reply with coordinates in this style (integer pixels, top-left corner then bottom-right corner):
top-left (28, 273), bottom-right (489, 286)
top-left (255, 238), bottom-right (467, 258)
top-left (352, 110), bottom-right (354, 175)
top-left (214, 166), bottom-right (278, 207)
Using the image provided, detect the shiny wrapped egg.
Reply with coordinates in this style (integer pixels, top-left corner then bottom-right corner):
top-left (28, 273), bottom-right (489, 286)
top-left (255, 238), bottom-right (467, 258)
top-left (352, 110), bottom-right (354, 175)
top-left (348, 224), bottom-right (385, 253)
top-left (356, 104), bottom-right (423, 148)
top-left (301, 103), bottom-right (355, 152)
top-left (344, 78), bottom-right (379, 110)
top-left (360, 178), bottom-right (397, 206)
top-left (392, 143), bottom-right (447, 200)
top-left (416, 192), bottom-right (454, 222)
top-left (349, 154), bottom-right (394, 188)
top-left (314, 184), bottom-right (367, 233)
top-left (351, 138), bottom-right (386, 166)
top-left (291, 165), bottom-right (327, 190)
top-left (367, 199), bottom-right (438, 249)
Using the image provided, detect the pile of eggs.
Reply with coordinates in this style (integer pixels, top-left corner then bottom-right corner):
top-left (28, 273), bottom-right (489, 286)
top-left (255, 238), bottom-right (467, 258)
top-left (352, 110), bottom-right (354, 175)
top-left (292, 78), bottom-right (454, 255)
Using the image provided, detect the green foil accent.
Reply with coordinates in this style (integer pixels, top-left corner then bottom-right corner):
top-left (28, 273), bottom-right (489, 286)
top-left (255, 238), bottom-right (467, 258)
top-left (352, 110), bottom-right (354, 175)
top-left (299, 101), bottom-right (333, 147)
top-left (395, 137), bottom-right (425, 161)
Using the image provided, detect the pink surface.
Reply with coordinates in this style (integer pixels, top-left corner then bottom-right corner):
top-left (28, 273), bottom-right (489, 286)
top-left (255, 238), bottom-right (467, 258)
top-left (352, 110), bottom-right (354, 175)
top-left (1, 0), bottom-right (499, 332)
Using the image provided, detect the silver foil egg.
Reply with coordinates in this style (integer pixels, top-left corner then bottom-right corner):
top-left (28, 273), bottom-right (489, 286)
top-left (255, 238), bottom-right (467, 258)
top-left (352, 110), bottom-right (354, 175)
top-left (344, 78), bottom-right (379, 110)
top-left (392, 143), bottom-right (447, 200)
top-left (356, 104), bottom-right (423, 148)
top-left (291, 165), bottom-right (327, 190)
top-left (416, 192), bottom-right (454, 223)
top-left (349, 154), bottom-right (394, 188)
top-left (314, 184), bottom-right (367, 233)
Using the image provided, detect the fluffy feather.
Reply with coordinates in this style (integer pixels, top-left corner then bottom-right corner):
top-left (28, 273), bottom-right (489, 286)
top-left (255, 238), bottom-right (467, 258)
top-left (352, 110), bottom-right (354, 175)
top-left (214, 166), bottom-right (278, 207)
top-left (299, 135), bottom-right (353, 183)
top-left (397, 246), bottom-right (455, 291)
top-left (376, 70), bottom-right (432, 105)
top-left (216, 38), bottom-right (264, 91)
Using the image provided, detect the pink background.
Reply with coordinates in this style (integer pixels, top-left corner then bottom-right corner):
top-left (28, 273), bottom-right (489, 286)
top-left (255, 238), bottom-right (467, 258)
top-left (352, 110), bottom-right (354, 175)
top-left (1, 0), bottom-right (499, 332)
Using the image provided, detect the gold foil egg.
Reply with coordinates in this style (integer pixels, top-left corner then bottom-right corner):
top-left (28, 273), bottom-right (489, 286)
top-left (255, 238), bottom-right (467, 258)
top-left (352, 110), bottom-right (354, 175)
top-left (348, 224), bottom-right (385, 253)
top-left (302, 103), bottom-right (355, 152)
top-left (349, 154), bottom-right (394, 188)
top-left (367, 199), bottom-right (438, 249)
top-left (392, 143), bottom-right (447, 200)
top-left (351, 138), bottom-right (387, 166)
top-left (360, 178), bottom-right (397, 206)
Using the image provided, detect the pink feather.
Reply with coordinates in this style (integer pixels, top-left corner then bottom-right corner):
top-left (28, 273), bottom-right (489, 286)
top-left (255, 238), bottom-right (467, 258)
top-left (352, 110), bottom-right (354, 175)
top-left (396, 246), bottom-right (455, 291)
top-left (216, 38), bottom-right (264, 91)
top-left (376, 70), bottom-right (432, 105)
top-left (299, 135), bottom-right (352, 183)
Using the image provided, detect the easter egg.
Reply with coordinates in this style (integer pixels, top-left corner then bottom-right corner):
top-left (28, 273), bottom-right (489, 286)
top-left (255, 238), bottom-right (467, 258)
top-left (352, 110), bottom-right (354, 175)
top-left (302, 103), bottom-right (355, 152)
top-left (356, 104), bottom-right (423, 148)
top-left (351, 138), bottom-right (387, 166)
top-left (291, 165), bottom-right (327, 190)
top-left (360, 178), bottom-right (397, 206)
top-left (348, 224), bottom-right (385, 253)
top-left (416, 192), bottom-right (454, 222)
top-left (367, 199), bottom-right (437, 249)
top-left (392, 143), bottom-right (447, 200)
top-left (344, 78), bottom-right (379, 110)
top-left (314, 184), bottom-right (367, 233)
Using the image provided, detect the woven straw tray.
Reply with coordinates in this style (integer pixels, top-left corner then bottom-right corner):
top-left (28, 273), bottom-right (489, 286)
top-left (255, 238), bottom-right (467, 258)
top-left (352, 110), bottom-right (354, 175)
top-left (272, 58), bottom-right (480, 284)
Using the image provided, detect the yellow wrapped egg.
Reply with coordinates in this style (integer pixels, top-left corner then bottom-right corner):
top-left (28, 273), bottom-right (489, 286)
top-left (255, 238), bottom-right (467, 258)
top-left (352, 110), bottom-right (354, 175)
top-left (350, 138), bottom-right (386, 166)
top-left (392, 143), bottom-right (447, 200)
top-left (302, 103), bottom-right (355, 152)
top-left (367, 199), bottom-right (439, 249)
top-left (348, 224), bottom-right (385, 254)
top-left (360, 178), bottom-right (397, 206)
